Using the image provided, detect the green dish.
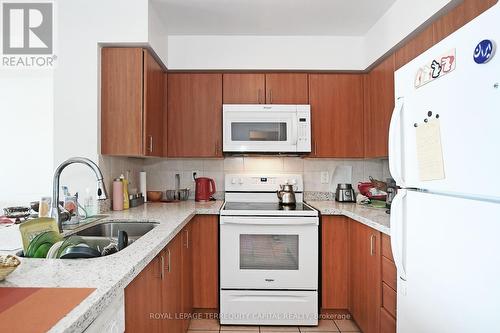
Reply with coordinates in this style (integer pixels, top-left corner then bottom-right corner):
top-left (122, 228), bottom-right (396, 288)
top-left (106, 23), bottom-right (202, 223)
top-left (26, 231), bottom-right (62, 258)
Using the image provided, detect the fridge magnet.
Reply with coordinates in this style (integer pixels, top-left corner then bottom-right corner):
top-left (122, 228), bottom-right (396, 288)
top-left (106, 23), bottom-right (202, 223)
top-left (414, 49), bottom-right (456, 89)
top-left (415, 113), bottom-right (445, 181)
top-left (473, 39), bottom-right (495, 64)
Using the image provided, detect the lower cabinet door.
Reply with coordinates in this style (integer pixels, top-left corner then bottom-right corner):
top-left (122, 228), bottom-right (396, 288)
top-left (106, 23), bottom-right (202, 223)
top-left (191, 215), bottom-right (219, 309)
top-left (125, 255), bottom-right (162, 332)
top-left (349, 220), bottom-right (381, 333)
top-left (380, 307), bottom-right (396, 333)
top-left (162, 233), bottom-right (183, 333)
top-left (181, 224), bottom-right (193, 332)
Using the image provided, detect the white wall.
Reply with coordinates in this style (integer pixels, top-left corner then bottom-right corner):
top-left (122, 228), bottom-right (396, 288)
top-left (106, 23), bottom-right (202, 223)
top-left (53, 0), bottom-right (154, 201)
top-left (364, 0), bottom-right (457, 66)
top-left (0, 71), bottom-right (53, 209)
top-left (167, 35), bottom-right (365, 70)
top-left (149, 0), bottom-right (169, 67)
top-left (166, 0), bottom-right (456, 70)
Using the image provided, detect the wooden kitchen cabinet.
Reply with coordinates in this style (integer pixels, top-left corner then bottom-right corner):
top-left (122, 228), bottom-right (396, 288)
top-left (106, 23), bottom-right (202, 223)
top-left (191, 215), bottom-right (219, 309)
top-left (349, 219), bottom-right (381, 333)
top-left (161, 232), bottom-right (183, 333)
top-left (464, 0), bottom-right (498, 22)
top-left (433, 2), bottom-right (467, 43)
top-left (364, 55), bottom-right (395, 158)
top-left (125, 254), bottom-right (162, 332)
top-left (101, 48), bottom-right (164, 157)
top-left (223, 73), bottom-right (308, 104)
top-left (265, 73), bottom-right (309, 104)
top-left (223, 73), bottom-right (265, 104)
top-left (309, 74), bottom-right (364, 158)
top-left (321, 216), bottom-right (350, 309)
top-left (167, 73), bottom-right (223, 157)
top-left (181, 224), bottom-right (193, 332)
top-left (125, 224), bottom-right (195, 333)
top-left (380, 233), bottom-right (397, 333)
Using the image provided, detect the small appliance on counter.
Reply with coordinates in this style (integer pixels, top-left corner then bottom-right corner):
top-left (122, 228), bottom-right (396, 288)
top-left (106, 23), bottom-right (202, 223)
top-left (335, 183), bottom-right (356, 202)
top-left (276, 184), bottom-right (297, 205)
top-left (194, 177), bottom-right (216, 202)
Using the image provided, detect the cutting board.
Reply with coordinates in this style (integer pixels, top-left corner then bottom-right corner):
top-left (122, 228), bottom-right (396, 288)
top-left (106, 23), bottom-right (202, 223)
top-left (0, 287), bottom-right (95, 333)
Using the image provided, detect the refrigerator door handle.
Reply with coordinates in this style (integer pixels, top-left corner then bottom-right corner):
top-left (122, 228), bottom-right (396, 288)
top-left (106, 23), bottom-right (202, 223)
top-left (391, 189), bottom-right (407, 281)
top-left (388, 97), bottom-right (405, 187)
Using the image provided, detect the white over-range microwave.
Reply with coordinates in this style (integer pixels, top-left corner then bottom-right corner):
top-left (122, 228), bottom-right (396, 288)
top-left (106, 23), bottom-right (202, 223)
top-left (222, 104), bottom-right (311, 153)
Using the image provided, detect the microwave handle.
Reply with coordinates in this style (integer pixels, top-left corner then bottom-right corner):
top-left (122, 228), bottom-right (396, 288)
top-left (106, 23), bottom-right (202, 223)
top-left (293, 114), bottom-right (299, 145)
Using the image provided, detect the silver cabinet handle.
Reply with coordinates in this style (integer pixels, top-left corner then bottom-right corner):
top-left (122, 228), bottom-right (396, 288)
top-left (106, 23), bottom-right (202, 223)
top-left (148, 135), bottom-right (153, 153)
top-left (160, 255), bottom-right (164, 280)
top-left (370, 234), bottom-right (376, 256)
top-left (167, 249), bottom-right (171, 273)
top-left (270, 89), bottom-right (273, 103)
top-left (186, 230), bottom-right (189, 249)
top-left (258, 89), bottom-right (261, 104)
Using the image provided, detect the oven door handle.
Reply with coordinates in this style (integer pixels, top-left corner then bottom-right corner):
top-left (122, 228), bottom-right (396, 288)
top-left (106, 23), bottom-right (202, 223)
top-left (220, 218), bottom-right (318, 226)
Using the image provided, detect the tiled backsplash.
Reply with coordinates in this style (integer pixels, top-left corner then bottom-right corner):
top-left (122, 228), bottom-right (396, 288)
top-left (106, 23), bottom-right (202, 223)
top-left (99, 156), bottom-right (144, 193)
top-left (138, 157), bottom-right (392, 193)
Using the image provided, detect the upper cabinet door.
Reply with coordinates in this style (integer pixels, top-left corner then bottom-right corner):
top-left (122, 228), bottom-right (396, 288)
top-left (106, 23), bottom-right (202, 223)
top-left (101, 48), bottom-right (144, 156)
top-left (309, 74), bottom-right (364, 158)
top-left (167, 73), bottom-right (223, 158)
top-left (364, 55), bottom-right (395, 158)
top-left (265, 73), bottom-right (309, 104)
top-left (143, 49), bottom-right (164, 157)
top-left (223, 73), bottom-right (265, 104)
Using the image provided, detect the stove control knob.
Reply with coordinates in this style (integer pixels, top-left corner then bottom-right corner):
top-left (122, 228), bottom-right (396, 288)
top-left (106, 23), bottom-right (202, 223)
top-left (291, 179), bottom-right (298, 185)
top-left (238, 178), bottom-right (244, 184)
top-left (231, 178), bottom-right (237, 184)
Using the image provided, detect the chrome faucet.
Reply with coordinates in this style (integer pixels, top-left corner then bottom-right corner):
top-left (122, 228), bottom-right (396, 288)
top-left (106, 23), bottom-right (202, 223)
top-left (52, 157), bottom-right (108, 232)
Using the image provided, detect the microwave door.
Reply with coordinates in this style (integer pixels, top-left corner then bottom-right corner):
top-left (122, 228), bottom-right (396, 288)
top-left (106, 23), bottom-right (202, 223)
top-left (224, 112), bottom-right (297, 152)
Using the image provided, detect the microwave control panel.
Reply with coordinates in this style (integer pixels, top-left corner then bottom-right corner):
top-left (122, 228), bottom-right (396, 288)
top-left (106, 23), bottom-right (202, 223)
top-left (296, 109), bottom-right (311, 152)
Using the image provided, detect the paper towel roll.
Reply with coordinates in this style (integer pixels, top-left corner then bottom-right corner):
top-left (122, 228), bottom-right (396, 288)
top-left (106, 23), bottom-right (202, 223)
top-left (139, 171), bottom-right (147, 197)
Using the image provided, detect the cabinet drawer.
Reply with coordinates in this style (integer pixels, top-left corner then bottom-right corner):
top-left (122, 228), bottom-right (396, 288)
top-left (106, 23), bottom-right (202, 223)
top-left (382, 282), bottom-right (397, 318)
top-left (382, 256), bottom-right (397, 291)
top-left (381, 233), bottom-right (394, 262)
top-left (380, 307), bottom-right (396, 333)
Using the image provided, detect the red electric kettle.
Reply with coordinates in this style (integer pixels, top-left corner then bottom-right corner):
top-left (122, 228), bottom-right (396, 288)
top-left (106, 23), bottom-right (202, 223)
top-left (195, 177), bottom-right (216, 202)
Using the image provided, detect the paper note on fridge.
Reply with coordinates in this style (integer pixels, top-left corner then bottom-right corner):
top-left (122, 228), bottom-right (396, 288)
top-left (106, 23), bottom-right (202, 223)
top-left (416, 119), bottom-right (445, 181)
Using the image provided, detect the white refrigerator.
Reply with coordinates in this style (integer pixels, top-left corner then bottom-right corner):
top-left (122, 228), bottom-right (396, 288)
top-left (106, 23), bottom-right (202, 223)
top-left (389, 3), bottom-right (500, 333)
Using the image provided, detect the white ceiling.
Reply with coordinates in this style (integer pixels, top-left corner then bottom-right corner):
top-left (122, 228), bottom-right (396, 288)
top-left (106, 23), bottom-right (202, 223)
top-left (153, 0), bottom-right (397, 36)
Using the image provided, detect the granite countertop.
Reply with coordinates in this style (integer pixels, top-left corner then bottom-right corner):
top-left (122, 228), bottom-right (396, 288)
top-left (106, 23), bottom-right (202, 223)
top-left (306, 201), bottom-right (391, 235)
top-left (0, 200), bottom-right (223, 333)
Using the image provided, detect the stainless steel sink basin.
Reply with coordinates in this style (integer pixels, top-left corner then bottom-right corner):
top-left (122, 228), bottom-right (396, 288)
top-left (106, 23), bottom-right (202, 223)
top-left (75, 222), bottom-right (159, 241)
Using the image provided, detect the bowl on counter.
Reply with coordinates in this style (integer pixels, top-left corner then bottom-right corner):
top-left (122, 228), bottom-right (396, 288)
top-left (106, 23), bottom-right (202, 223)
top-left (165, 189), bottom-right (190, 201)
top-left (147, 191), bottom-right (163, 202)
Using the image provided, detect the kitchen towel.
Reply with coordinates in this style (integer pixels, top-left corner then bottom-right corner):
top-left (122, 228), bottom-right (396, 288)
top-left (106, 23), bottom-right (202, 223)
top-left (139, 171), bottom-right (147, 197)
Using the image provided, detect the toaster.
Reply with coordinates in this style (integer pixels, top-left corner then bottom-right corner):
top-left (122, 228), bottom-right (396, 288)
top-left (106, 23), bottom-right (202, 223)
top-left (335, 183), bottom-right (356, 202)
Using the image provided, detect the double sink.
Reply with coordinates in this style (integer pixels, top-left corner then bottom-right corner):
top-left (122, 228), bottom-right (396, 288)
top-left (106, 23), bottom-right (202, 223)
top-left (71, 221), bottom-right (159, 257)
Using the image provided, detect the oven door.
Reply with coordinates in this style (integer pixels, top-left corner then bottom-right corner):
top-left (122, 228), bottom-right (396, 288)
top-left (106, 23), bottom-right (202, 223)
top-left (220, 216), bottom-right (318, 290)
top-left (223, 108), bottom-right (298, 152)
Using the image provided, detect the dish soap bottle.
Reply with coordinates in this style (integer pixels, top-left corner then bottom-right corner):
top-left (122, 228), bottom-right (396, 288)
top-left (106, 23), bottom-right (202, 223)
top-left (120, 174), bottom-right (130, 210)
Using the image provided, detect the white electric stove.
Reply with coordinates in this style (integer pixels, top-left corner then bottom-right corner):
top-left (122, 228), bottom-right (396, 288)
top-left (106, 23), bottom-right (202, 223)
top-left (220, 174), bottom-right (319, 326)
